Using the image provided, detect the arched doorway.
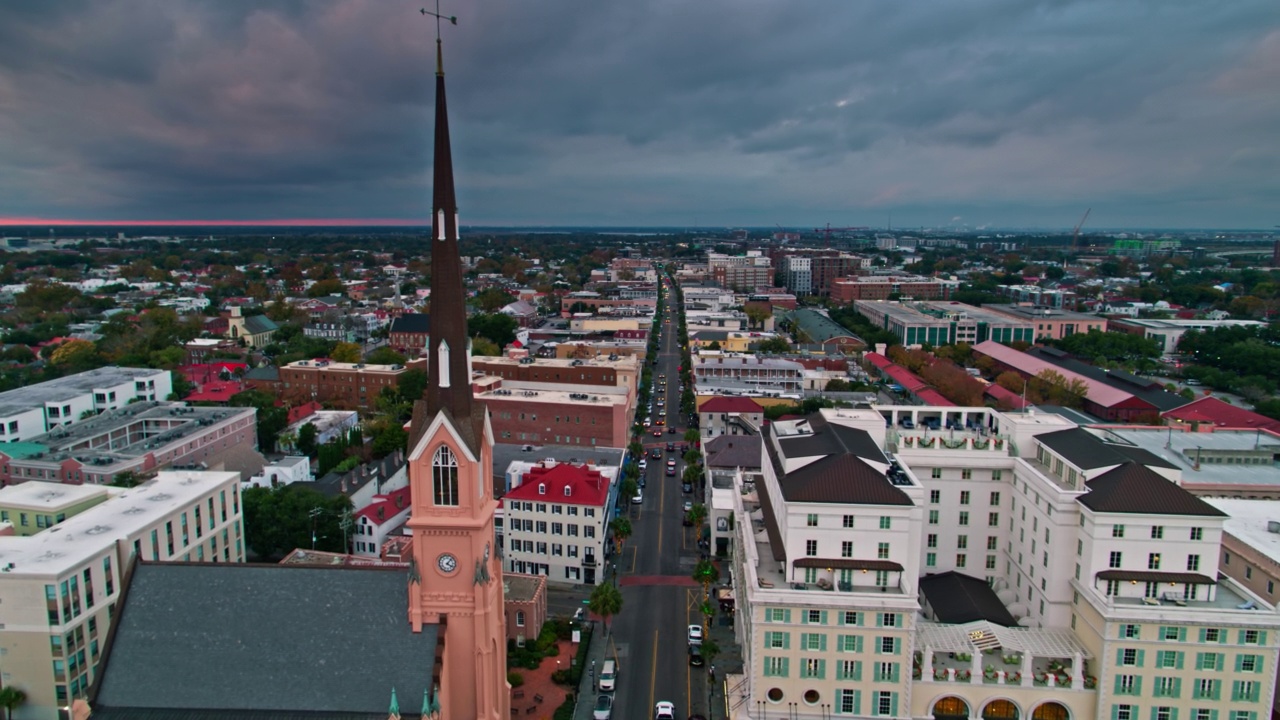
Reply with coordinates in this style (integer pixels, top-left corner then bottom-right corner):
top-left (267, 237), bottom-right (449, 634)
top-left (1032, 703), bottom-right (1069, 720)
top-left (982, 699), bottom-right (1020, 720)
top-left (933, 696), bottom-right (971, 719)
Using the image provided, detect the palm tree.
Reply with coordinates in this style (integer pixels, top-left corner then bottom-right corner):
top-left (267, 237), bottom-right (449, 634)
top-left (0, 686), bottom-right (27, 720)
top-left (692, 558), bottom-right (720, 605)
top-left (683, 428), bottom-right (701, 444)
top-left (610, 517), bottom-right (633, 553)
top-left (687, 503), bottom-right (708, 530)
top-left (589, 581), bottom-right (624, 639)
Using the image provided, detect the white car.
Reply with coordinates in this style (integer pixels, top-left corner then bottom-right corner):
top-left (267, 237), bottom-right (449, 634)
top-left (632, 489), bottom-right (644, 504)
top-left (593, 694), bottom-right (614, 720)
top-left (688, 624), bottom-right (703, 644)
top-left (683, 500), bottom-right (693, 513)
top-left (655, 701), bottom-right (676, 720)
top-left (638, 459), bottom-right (648, 471)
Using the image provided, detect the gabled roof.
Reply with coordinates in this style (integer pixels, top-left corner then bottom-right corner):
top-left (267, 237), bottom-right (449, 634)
top-left (766, 416), bottom-right (908, 506)
top-left (1078, 462), bottom-right (1226, 516)
top-left (92, 563), bottom-right (436, 718)
top-left (920, 571), bottom-right (1018, 627)
top-left (700, 396), bottom-right (765, 414)
top-left (1029, 347), bottom-right (1189, 412)
top-left (389, 313), bottom-right (431, 334)
top-left (973, 341), bottom-right (1144, 409)
top-left (355, 486), bottom-right (412, 525)
top-left (241, 315), bottom-right (279, 335)
top-left (503, 462), bottom-right (610, 507)
top-left (1163, 397), bottom-right (1280, 433)
top-left (243, 366), bottom-right (279, 382)
top-left (1036, 428), bottom-right (1177, 471)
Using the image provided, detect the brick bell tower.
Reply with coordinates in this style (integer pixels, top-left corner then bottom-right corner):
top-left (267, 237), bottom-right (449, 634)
top-left (405, 28), bottom-right (509, 720)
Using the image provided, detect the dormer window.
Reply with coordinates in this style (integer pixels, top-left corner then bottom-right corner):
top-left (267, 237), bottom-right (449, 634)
top-left (538, 483), bottom-right (546, 495)
top-left (564, 486), bottom-right (572, 497)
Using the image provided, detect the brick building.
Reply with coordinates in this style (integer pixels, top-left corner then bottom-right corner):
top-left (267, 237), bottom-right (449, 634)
top-left (479, 385), bottom-right (630, 448)
top-left (387, 313), bottom-right (430, 355)
top-left (832, 275), bottom-right (953, 302)
top-left (278, 359), bottom-right (419, 410)
top-left (472, 354), bottom-right (639, 399)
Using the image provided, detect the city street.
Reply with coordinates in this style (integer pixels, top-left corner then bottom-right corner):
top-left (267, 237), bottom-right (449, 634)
top-left (597, 279), bottom-right (721, 719)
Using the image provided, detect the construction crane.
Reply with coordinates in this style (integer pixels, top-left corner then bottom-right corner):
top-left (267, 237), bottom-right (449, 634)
top-left (1070, 208), bottom-right (1091, 251)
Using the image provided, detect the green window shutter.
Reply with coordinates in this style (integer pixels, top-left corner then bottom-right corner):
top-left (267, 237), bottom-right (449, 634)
top-left (821, 611), bottom-right (829, 625)
top-left (838, 612), bottom-right (847, 626)
top-left (1235, 655), bottom-right (1244, 672)
top-left (1133, 677), bottom-right (1143, 695)
top-left (802, 611), bottom-right (809, 624)
top-left (1216, 654), bottom-right (1225, 671)
top-left (1170, 710), bottom-right (1179, 720)
top-left (891, 663), bottom-right (900, 683)
top-left (1114, 675), bottom-right (1125, 694)
top-left (1195, 652), bottom-right (1206, 670)
top-left (783, 633), bottom-right (791, 650)
top-left (876, 613), bottom-right (883, 628)
top-left (1238, 630), bottom-right (1247, 644)
top-left (784, 609), bottom-right (792, 623)
top-left (1150, 708), bottom-right (1160, 720)
top-left (892, 638), bottom-right (900, 654)
top-left (890, 693), bottom-right (899, 717)
top-left (1136, 649), bottom-right (1145, 667)
top-left (1172, 678), bottom-right (1181, 698)
top-left (1260, 631), bottom-right (1268, 644)
top-left (782, 658), bottom-right (790, 678)
top-left (1175, 651), bottom-right (1184, 670)
top-left (1178, 627), bottom-right (1187, 641)
top-left (820, 634), bottom-right (828, 652)
top-left (855, 636), bottom-right (863, 653)
top-left (1199, 628), bottom-right (1208, 642)
top-left (855, 661), bottom-right (863, 681)
top-left (1156, 651), bottom-right (1166, 667)
top-left (1209, 711), bottom-right (1218, 720)
top-left (1212, 679), bottom-right (1221, 701)
top-left (1232, 681), bottom-right (1242, 701)
top-left (1255, 654), bottom-right (1265, 673)
top-left (1219, 630), bottom-right (1228, 644)
top-left (764, 658), bottom-right (773, 677)
top-left (1116, 648), bottom-right (1125, 664)
top-left (853, 691), bottom-right (862, 715)
top-left (1111, 707), bottom-right (1120, 720)
top-left (819, 659), bottom-right (827, 680)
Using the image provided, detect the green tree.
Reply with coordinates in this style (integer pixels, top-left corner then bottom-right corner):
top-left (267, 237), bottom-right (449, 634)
top-left (366, 346), bottom-right (407, 365)
top-left (686, 502), bottom-right (708, 530)
top-left (755, 337), bottom-right (791, 354)
top-left (330, 342), bottom-right (363, 363)
top-left (0, 686), bottom-right (26, 720)
top-left (398, 369), bottom-right (429, 402)
top-left (691, 557), bottom-right (721, 638)
top-left (306, 278), bottom-right (345, 297)
top-left (242, 484), bottom-right (353, 559)
top-left (610, 517), bottom-right (633, 553)
top-left (297, 422), bottom-right (319, 457)
top-left (109, 471), bottom-right (144, 488)
top-left (744, 304), bottom-right (772, 330)
top-left (471, 337), bottom-right (500, 356)
top-left (229, 390), bottom-right (288, 450)
top-left (588, 581), bottom-right (624, 638)
top-left (825, 378), bottom-right (851, 392)
top-left (469, 313), bottom-right (518, 347)
top-left (475, 288), bottom-right (513, 312)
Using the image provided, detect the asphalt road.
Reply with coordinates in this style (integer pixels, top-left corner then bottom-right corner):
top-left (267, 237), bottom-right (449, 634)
top-left (606, 280), bottom-right (716, 720)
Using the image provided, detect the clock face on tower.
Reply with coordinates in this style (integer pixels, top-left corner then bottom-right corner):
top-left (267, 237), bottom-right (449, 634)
top-left (437, 553), bottom-right (458, 574)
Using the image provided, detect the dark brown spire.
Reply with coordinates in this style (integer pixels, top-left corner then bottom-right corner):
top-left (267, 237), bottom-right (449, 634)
top-left (412, 37), bottom-right (484, 454)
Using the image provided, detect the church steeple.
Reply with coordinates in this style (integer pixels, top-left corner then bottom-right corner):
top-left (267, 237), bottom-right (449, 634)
top-left (412, 29), bottom-right (483, 455)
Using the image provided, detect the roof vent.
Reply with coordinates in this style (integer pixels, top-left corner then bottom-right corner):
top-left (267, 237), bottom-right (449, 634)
top-left (1267, 521), bottom-right (1280, 534)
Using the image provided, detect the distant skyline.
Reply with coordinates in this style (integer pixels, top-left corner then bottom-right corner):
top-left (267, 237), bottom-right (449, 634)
top-left (0, 2), bottom-right (1277, 229)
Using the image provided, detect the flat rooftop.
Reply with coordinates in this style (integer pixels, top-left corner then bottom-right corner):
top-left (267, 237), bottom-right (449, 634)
top-left (1116, 318), bottom-right (1267, 330)
top-left (853, 301), bottom-right (952, 325)
top-left (0, 471), bottom-right (239, 574)
top-left (492, 443), bottom-right (625, 481)
top-left (0, 481), bottom-right (116, 510)
top-left (1094, 428), bottom-right (1280, 487)
top-left (0, 366), bottom-right (166, 418)
top-left (475, 355), bottom-right (637, 369)
top-left (24, 402), bottom-right (254, 465)
top-left (1204, 498), bottom-right (1280, 567)
top-left (284, 359), bottom-right (404, 373)
top-left (917, 301), bottom-right (1035, 326)
top-left (479, 385), bottom-right (628, 405)
top-left (982, 304), bottom-right (1102, 322)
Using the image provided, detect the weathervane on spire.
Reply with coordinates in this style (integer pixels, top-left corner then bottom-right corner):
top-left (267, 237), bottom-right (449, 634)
top-left (421, 2), bottom-right (457, 76)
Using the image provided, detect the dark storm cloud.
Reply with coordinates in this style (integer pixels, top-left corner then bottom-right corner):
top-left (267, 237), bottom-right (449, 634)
top-left (0, 0), bottom-right (1276, 226)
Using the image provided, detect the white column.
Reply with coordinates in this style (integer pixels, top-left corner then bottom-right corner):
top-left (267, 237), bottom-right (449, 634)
top-left (1021, 653), bottom-right (1033, 687)
top-left (1072, 652), bottom-right (1083, 689)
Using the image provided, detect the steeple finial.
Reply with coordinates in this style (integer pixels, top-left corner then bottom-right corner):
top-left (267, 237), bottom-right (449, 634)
top-left (389, 687), bottom-right (401, 719)
top-left (420, 3), bottom-right (457, 77)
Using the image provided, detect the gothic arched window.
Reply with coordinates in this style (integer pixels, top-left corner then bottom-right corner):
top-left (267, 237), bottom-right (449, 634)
top-left (432, 445), bottom-right (459, 507)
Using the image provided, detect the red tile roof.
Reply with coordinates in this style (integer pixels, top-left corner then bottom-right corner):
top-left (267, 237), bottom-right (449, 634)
top-left (182, 381), bottom-right (243, 403)
top-left (288, 401), bottom-right (324, 425)
top-left (1162, 397), bottom-right (1280, 433)
top-left (503, 463), bottom-right (610, 507)
top-left (700, 396), bottom-right (765, 414)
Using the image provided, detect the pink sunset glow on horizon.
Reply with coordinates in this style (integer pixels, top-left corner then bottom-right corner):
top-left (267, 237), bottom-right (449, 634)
top-left (0, 217), bottom-right (429, 227)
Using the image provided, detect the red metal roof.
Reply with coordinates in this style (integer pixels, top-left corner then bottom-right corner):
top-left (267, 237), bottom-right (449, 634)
top-left (503, 463), bottom-right (610, 507)
top-left (700, 396), bottom-right (765, 414)
top-left (865, 353), bottom-right (893, 369)
top-left (915, 388), bottom-right (955, 407)
top-left (973, 341), bottom-right (1138, 409)
top-left (182, 382), bottom-right (243, 403)
top-left (1163, 397), bottom-right (1280, 433)
top-left (984, 383), bottom-right (1029, 409)
top-left (355, 487), bottom-right (412, 525)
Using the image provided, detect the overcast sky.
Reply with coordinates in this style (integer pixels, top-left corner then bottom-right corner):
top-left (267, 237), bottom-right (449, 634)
top-left (0, 1), bottom-right (1277, 229)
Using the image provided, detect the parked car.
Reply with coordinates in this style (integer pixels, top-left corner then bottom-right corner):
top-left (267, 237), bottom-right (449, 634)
top-left (682, 482), bottom-right (692, 493)
top-left (683, 500), bottom-right (694, 514)
top-left (687, 644), bottom-right (704, 666)
top-left (632, 489), bottom-right (644, 504)
top-left (593, 694), bottom-right (613, 720)
top-left (687, 624), bottom-right (703, 644)
top-left (654, 702), bottom-right (676, 720)
top-left (638, 459), bottom-right (647, 471)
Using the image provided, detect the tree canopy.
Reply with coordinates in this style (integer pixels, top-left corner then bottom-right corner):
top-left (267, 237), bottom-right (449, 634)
top-left (242, 484), bottom-right (352, 560)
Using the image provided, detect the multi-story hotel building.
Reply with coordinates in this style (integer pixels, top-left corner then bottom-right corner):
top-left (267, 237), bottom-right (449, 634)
top-left (0, 470), bottom-right (244, 718)
top-left (501, 460), bottom-right (616, 585)
top-left (853, 301), bottom-right (1035, 347)
top-left (726, 406), bottom-right (1279, 720)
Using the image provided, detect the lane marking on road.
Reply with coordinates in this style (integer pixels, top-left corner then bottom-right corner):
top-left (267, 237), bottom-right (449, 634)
top-left (649, 629), bottom-right (659, 714)
top-left (629, 545), bottom-right (638, 574)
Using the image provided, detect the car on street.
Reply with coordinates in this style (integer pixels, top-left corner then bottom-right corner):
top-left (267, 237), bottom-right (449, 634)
top-left (683, 500), bottom-right (693, 514)
top-left (650, 448), bottom-right (662, 459)
top-left (687, 624), bottom-right (703, 644)
top-left (632, 489), bottom-right (644, 504)
top-left (638, 459), bottom-right (647, 471)
top-left (668, 427), bottom-right (678, 435)
top-left (593, 694), bottom-right (613, 720)
top-left (666, 442), bottom-right (675, 452)
top-left (652, 429), bottom-right (663, 437)
top-left (655, 418), bottom-right (666, 426)
top-left (688, 643), bottom-right (704, 666)
top-left (654, 702), bottom-right (676, 720)
top-left (682, 482), bottom-right (692, 493)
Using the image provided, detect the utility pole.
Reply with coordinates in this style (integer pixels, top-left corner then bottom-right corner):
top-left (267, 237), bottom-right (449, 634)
top-left (309, 507), bottom-right (323, 550)
top-left (339, 508), bottom-right (354, 553)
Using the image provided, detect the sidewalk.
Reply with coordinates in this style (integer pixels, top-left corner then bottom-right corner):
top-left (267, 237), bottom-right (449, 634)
top-left (571, 619), bottom-right (612, 720)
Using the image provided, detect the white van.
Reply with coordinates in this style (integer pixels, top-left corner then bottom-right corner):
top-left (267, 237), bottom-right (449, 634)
top-left (598, 659), bottom-right (618, 692)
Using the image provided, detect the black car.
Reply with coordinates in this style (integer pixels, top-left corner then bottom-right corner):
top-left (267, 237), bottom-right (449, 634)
top-left (688, 644), bottom-right (704, 666)
top-left (666, 442), bottom-right (675, 452)
top-left (682, 482), bottom-right (692, 493)
top-left (650, 449), bottom-right (662, 459)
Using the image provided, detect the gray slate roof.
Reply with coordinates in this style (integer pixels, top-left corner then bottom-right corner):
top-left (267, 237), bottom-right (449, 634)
top-left (93, 563), bottom-right (437, 718)
top-left (242, 315), bottom-right (280, 335)
top-left (765, 414), bottom-right (909, 506)
top-left (1077, 463), bottom-right (1227, 517)
top-left (390, 313), bottom-right (432, 334)
top-left (920, 571), bottom-right (1018, 627)
top-left (1036, 428), bottom-right (1177, 471)
top-left (704, 435), bottom-right (762, 469)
